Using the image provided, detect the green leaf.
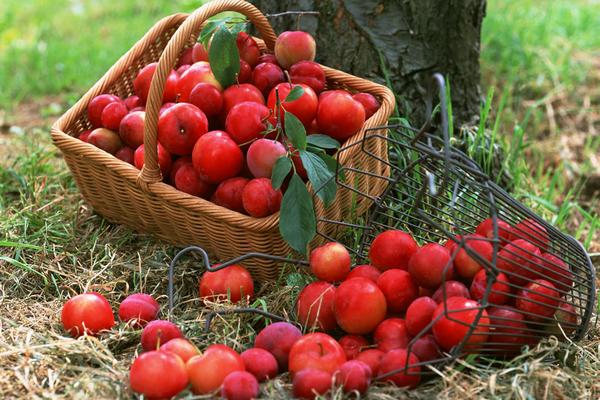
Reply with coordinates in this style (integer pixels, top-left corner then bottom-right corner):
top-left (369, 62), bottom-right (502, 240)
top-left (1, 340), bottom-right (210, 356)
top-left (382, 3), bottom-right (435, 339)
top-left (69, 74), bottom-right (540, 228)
top-left (199, 17), bottom-right (230, 47)
top-left (284, 112), bottom-right (307, 150)
top-left (285, 86), bottom-right (305, 102)
top-left (271, 156), bottom-right (292, 190)
top-left (306, 134), bottom-right (340, 149)
top-left (314, 151), bottom-right (337, 170)
top-left (199, 17), bottom-right (247, 47)
top-left (317, 151), bottom-right (345, 182)
top-left (229, 21), bottom-right (247, 35)
top-left (306, 145), bottom-right (325, 154)
top-left (280, 174), bottom-right (316, 255)
top-left (299, 150), bottom-right (337, 206)
top-left (208, 26), bottom-right (240, 88)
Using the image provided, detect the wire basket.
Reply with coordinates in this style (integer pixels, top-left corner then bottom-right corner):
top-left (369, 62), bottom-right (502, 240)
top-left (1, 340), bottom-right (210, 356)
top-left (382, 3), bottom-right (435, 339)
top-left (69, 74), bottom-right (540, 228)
top-left (316, 74), bottom-right (596, 365)
top-left (165, 74), bottom-right (595, 381)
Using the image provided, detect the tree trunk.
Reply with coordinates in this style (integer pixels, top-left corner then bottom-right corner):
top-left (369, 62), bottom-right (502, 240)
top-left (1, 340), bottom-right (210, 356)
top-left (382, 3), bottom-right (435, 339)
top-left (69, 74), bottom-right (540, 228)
top-left (250, 0), bottom-right (487, 127)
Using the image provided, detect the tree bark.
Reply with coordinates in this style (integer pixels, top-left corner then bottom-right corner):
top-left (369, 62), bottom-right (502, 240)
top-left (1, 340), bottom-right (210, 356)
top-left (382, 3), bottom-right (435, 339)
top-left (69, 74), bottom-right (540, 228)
top-left (250, 0), bottom-right (487, 127)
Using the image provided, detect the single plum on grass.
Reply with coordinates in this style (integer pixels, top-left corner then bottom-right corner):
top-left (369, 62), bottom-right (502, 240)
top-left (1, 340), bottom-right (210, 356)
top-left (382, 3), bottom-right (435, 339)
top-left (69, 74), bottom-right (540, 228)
top-left (186, 344), bottom-right (245, 395)
top-left (160, 338), bottom-right (199, 363)
top-left (369, 230), bottom-right (418, 271)
top-left (339, 335), bottom-right (369, 360)
top-left (374, 318), bottom-right (410, 352)
top-left (378, 349), bottom-right (421, 389)
top-left (334, 277), bottom-right (387, 335)
top-left (129, 351), bottom-right (188, 399)
top-left (255, 322), bottom-right (303, 372)
top-left (61, 293), bottom-right (114, 338)
top-left (309, 242), bottom-right (351, 283)
top-left (221, 371), bottom-right (259, 400)
top-left (335, 360), bottom-right (372, 394)
top-left (377, 269), bottom-right (419, 313)
top-left (296, 281), bottom-right (337, 332)
top-left (199, 264), bottom-right (254, 303)
top-left (432, 297), bottom-right (490, 353)
top-left (405, 296), bottom-right (437, 336)
top-left (240, 348), bottom-right (279, 382)
top-left (118, 293), bottom-right (159, 327)
top-left (288, 332), bottom-right (346, 376)
top-left (408, 243), bottom-right (454, 289)
top-left (292, 368), bottom-right (332, 400)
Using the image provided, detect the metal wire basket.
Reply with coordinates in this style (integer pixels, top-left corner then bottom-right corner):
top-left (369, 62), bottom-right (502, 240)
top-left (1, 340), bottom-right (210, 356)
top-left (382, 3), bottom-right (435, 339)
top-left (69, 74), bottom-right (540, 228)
top-left (166, 74), bottom-right (596, 381)
top-left (315, 74), bottom-right (596, 366)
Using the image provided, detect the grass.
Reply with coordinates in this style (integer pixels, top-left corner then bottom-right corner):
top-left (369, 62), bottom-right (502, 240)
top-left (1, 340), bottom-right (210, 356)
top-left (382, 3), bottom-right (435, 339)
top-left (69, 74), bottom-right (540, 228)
top-left (1, 0), bottom-right (599, 398)
top-left (0, 0), bottom-right (201, 107)
top-left (482, 0), bottom-right (600, 132)
top-left (461, 0), bottom-right (600, 252)
top-left (480, 0), bottom-right (600, 208)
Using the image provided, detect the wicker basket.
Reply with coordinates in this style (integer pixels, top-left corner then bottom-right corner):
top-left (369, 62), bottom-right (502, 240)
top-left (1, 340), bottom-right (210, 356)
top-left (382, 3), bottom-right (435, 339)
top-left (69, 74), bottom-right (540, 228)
top-left (50, 0), bottom-right (395, 281)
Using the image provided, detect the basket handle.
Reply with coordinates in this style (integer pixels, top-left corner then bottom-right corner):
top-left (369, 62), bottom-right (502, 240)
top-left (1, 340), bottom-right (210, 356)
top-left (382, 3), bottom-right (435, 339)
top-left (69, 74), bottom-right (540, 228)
top-left (138, 0), bottom-right (278, 184)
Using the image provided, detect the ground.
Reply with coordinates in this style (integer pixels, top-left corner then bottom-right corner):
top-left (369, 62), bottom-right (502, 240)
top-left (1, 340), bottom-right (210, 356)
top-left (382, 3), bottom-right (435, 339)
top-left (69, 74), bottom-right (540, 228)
top-left (0, 0), bottom-right (599, 399)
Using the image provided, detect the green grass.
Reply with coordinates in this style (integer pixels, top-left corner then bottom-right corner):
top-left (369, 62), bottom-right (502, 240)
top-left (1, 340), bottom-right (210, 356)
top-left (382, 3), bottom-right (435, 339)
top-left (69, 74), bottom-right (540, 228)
top-left (482, 0), bottom-right (600, 133)
top-left (0, 0), bottom-right (201, 107)
top-left (483, 0), bottom-right (600, 93)
top-left (483, 0), bottom-right (600, 88)
top-left (461, 0), bottom-right (600, 246)
top-left (454, 89), bottom-right (599, 250)
top-left (0, 0), bottom-right (599, 398)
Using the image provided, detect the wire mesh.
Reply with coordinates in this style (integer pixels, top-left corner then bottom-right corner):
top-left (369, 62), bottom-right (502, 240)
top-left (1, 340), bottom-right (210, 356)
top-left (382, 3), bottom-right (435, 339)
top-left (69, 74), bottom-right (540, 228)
top-left (313, 73), bottom-right (596, 374)
top-left (166, 73), bottom-right (595, 380)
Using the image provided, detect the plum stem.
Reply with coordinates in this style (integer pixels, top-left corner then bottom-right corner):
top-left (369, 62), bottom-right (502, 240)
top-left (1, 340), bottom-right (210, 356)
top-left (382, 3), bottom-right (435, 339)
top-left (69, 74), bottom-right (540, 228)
top-left (156, 330), bottom-right (162, 351)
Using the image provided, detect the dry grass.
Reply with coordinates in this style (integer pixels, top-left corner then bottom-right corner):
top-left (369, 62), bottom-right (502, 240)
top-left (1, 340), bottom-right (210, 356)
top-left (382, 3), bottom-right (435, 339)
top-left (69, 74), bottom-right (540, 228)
top-left (522, 52), bottom-right (600, 203)
top-left (0, 107), bottom-right (599, 398)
